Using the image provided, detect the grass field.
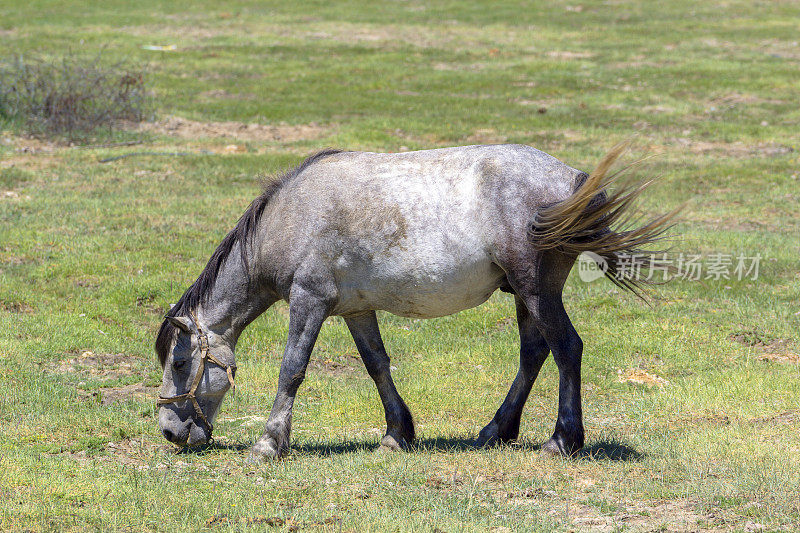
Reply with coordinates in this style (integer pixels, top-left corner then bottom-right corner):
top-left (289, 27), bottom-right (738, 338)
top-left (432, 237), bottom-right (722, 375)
top-left (1, 0), bottom-right (799, 531)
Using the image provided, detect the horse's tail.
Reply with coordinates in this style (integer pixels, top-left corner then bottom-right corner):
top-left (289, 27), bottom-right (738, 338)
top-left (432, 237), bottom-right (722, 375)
top-left (527, 143), bottom-right (680, 296)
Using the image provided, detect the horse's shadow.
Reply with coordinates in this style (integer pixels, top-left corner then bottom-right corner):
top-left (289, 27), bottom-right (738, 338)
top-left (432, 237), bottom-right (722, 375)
top-left (294, 436), bottom-right (481, 456)
top-left (575, 439), bottom-right (644, 462)
top-left (175, 441), bottom-right (250, 455)
top-left (293, 436), bottom-right (644, 462)
top-left (174, 436), bottom-right (642, 462)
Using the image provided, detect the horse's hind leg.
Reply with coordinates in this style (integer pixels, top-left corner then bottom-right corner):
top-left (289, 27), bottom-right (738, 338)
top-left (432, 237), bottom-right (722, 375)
top-left (249, 284), bottom-right (331, 461)
top-left (530, 294), bottom-right (584, 456)
top-left (345, 312), bottom-right (415, 450)
top-left (476, 295), bottom-right (550, 446)
top-left (501, 252), bottom-right (585, 456)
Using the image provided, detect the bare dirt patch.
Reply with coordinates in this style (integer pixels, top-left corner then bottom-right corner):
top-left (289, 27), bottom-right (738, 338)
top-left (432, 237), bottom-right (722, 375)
top-left (617, 368), bottom-right (670, 388)
top-left (105, 437), bottom-right (172, 465)
top-left (463, 128), bottom-right (508, 144)
top-left (514, 98), bottom-right (554, 112)
top-left (1, 155), bottom-right (60, 174)
top-left (199, 89), bottom-right (257, 101)
top-left (309, 356), bottom-right (363, 378)
top-left (49, 350), bottom-right (156, 404)
top-left (1, 190), bottom-right (32, 200)
top-left (727, 334), bottom-right (800, 371)
top-left (0, 136), bottom-right (65, 174)
top-left (671, 138), bottom-right (794, 157)
top-left (205, 515), bottom-right (289, 529)
top-left (755, 38), bottom-right (800, 61)
top-left (389, 129), bottom-right (450, 148)
top-left (750, 410), bottom-right (799, 426)
top-left (709, 92), bottom-right (786, 106)
top-left (679, 414), bottom-right (731, 427)
top-left (611, 59), bottom-right (673, 69)
top-left (135, 294), bottom-right (162, 316)
top-left (0, 299), bottom-right (34, 313)
top-left (758, 351), bottom-right (799, 364)
top-left (137, 116), bottom-right (334, 143)
top-left (432, 61), bottom-right (489, 71)
top-left (51, 350), bottom-right (141, 379)
top-left (546, 50), bottom-right (595, 60)
top-left (0, 249), bottom-right (31, 269)
top-left (95, 383), bottom-right (159, 406)
top-left (729, 332), bottom-right (796, 363)
top-left (729, 330), bottom-right (776, 347)
top-left (568, 499), bottom-right (728, 532)
top-left (204, 514), bottom-right (341, 530)
top-left (3, 135), bottom-right (60, 153)
top-left (490, 482), bottom-right (726, 532)
top-left (292, 21), bottom-right (526, 51)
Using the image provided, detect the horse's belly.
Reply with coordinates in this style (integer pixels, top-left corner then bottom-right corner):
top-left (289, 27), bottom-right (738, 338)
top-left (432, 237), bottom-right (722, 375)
top-left (335, 256), bottom-right (505, 319)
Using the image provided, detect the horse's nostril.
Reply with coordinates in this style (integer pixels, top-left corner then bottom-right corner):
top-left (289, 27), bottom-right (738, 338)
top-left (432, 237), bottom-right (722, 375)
top-left (162, 428), bottom-right (177, 443)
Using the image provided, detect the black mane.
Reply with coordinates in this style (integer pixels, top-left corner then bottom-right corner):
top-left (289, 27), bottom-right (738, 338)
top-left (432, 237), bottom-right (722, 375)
top-left (155, 148), bottom-right (342, 367)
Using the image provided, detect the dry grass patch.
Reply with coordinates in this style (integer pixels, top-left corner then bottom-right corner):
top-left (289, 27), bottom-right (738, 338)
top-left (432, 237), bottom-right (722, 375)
top-left (757, 351), bottom-right (799, 364)
top-left (546, 50), bottom-right (595, 60)
top-left (138, 116), bottom-right (335, 143)
top-left (616, 368), bottom-right (670, 388)
top-left (671, 138), bottom-right (794, 157)
top-left (749, 411), bottom-right (799, 426)
top-left (50, 350), bottom-right (140, 378)
top-left (92, 383), bottom-right (159, 406)
top-left (0, 190), bottom-right (30, 200)
top-left (48, 351), bottom-right (157, 404)
top-left (0, 299), bottom-right (34, 313)
top-left (708, 92), bottom-right (787, 106)
top-left (199, 89), bottom-right (257, 101)
top-left (290, 21), bottom-right (530, 51)
top-left (464, 128), bottom-right (508, 144)
top-left (567, 499), bottom-right (729, 532)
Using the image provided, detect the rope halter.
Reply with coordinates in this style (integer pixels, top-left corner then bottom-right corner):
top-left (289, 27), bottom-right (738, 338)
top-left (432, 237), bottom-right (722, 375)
top-left (156, 310), bottom-right (236, 432)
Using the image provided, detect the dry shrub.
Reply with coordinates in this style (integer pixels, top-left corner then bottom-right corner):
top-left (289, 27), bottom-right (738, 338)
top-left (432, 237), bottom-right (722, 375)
top-left (0, 51), bottom-right (151, 141)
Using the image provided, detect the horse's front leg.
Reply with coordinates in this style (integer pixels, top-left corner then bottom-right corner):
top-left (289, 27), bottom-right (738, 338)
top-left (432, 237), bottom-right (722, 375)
top-left (477, 295), bottom-right (550, 446)
top-left (249, 285), bottom-right (330, 461)
top-left (345, 311), bottom-right (415, 450)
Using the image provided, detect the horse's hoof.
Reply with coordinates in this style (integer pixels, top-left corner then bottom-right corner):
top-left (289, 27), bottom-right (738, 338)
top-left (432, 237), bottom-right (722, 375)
top-left (475, 421), bottom-right (498, 447)
top-left (248, 437), bottom-right (284, 462)
top-left (475, 435), bottom-right (494, 448)
top-left (476, 421), bottom-right (518, 447)
top-left (379, 434), bottom-right (408, 452)
top-left (541, 437), bottom-right (581, 457)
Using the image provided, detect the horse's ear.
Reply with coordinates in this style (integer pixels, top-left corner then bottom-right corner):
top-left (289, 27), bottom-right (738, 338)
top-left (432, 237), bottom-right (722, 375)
top-left (167, 316), bottom-right (193, 332)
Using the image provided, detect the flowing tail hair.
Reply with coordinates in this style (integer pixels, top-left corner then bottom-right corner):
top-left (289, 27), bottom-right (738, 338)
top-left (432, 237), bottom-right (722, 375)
top-left (528, 142), bottom-right (681, 297)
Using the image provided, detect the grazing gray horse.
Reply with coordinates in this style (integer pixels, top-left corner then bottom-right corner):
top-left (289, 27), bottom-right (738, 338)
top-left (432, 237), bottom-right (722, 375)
top-left (156, 143), bottom-right (673, 460)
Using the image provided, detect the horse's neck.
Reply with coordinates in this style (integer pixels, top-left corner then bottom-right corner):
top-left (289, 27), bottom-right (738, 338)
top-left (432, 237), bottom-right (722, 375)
top-left (196, 249), bottom-right (273, 346)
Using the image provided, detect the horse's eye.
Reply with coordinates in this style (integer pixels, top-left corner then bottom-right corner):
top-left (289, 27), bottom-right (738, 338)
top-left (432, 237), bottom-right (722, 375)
top-left (173, 359), bottom-right (187, 371)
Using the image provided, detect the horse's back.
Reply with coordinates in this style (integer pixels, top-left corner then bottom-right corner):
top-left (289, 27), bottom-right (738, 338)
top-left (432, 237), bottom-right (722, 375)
top-left (264, 145), bottom-right (584, 317)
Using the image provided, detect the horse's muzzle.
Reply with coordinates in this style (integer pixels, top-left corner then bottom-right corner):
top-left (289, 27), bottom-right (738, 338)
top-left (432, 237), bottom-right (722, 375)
top-left (159, 407), bottom-right (211, 446)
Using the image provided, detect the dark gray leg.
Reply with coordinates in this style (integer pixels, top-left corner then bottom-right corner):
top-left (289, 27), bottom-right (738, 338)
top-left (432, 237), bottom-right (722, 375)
top-left (249, 285), bottom-right (330, 461)
top-left (526, 293), bottom-right (584, 456)
top-left (499, 251), bottom-right (585, 456)
top-left (345, 312), bottom-right (415, 450)
top-left (476, 295), bottom-right (550, 446)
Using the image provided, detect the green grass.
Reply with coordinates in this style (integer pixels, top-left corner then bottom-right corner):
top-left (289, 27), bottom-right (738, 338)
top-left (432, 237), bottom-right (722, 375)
top-left (1, 0), bottom-right (799, 531)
